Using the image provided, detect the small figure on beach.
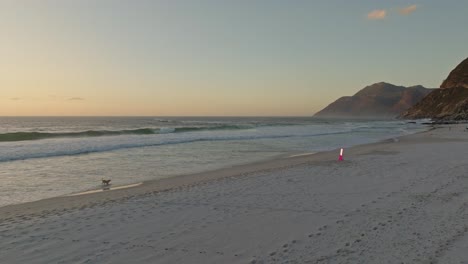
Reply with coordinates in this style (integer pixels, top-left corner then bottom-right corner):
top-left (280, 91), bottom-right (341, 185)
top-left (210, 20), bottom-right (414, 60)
top-left (101, 178), bottom-right (111, 186)
top-left (338, 148), bottom-right (344, 161)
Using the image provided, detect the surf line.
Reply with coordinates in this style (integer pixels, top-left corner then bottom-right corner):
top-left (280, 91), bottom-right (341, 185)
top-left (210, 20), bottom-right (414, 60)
top-left (66, 182), bottom-right (143, 197)
top-left (289, 152), bottom-right (315, 158)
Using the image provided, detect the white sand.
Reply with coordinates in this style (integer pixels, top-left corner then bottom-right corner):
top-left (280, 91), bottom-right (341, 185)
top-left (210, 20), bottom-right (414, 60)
top-left (1, 124), bottom-right (468, 263)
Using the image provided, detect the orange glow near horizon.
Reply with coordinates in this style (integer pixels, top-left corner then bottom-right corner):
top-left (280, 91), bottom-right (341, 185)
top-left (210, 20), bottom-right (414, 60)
top-left (1, 1), bottom-right (461, 116)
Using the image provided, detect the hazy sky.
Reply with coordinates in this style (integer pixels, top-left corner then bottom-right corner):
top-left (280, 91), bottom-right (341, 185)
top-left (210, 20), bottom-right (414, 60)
top-left (1, 0), bottom-right (467, 116)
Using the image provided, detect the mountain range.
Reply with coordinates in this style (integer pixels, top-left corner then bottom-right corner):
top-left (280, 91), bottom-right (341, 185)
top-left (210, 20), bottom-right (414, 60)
top-left (314, 82), bottom-right (434, 118)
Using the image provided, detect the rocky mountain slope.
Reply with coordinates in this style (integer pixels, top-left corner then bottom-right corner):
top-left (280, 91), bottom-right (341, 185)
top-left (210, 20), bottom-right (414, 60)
top-left (440, 57), bottom-right (468, 89)
top-left (401, 57), bottom-right (468, 120)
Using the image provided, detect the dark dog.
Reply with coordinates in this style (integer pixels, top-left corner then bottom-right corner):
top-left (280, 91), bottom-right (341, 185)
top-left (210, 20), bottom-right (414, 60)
top-left (102, 179), bottom-right (111, 186)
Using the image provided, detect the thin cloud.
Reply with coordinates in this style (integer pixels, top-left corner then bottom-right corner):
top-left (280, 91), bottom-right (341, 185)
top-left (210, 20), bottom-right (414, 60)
top-left (68, 97), bottom-right (85, 101)
top-left (367, 9), bottom-right (387, 20)
top-left (10, 97), bottom-right (21, 101)
top-left (399, 5), bottom-right (417, 15)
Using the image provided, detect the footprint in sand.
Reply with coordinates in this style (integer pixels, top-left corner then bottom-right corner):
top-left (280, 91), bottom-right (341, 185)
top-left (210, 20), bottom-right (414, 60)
top-left (318, 225), bottom-right (328, 231)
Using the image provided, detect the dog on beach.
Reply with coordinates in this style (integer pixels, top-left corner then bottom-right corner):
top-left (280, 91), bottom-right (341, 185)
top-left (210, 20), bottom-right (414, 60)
top-left (101, 178), bottom-right (111, 186)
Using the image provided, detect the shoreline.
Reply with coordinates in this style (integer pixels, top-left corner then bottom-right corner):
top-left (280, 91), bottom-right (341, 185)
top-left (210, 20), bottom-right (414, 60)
top-left (66, 182), bottom-right (144, 196)
top-left (2, 124), bottom-right (468, 263)
top-left (0, 126), bottom-right (433, 220)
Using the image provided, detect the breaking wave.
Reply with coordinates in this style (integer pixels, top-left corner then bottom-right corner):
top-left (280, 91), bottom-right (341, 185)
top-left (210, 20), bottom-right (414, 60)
top-left (0, 125), bottom-right (255, 142)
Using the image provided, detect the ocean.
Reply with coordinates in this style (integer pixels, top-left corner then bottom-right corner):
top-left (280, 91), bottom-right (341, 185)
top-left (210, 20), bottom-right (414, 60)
top-left (0, 116), bottom-right (429, 207)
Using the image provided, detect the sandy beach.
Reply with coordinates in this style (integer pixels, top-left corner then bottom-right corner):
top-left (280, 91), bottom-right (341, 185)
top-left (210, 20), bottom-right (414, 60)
top-left (1, 124), bottom-right (468, 263)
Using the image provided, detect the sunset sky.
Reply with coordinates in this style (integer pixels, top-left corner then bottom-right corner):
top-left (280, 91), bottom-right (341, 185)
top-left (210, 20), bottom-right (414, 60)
top-left (1, 0), bottom-right (467, 116)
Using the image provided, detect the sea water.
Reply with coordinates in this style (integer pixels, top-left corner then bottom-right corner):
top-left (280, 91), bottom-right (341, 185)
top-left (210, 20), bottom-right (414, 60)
top-left (0, 117), bottom-right (429, 207)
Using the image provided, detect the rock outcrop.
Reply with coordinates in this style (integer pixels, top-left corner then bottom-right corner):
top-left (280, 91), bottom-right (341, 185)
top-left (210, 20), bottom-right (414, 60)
top-left (314, 82), bottom-right (433, 118)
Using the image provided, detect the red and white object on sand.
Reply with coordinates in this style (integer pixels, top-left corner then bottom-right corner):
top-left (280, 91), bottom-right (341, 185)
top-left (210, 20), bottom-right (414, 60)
top-left (338, 148), bottom-right (344, 161)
